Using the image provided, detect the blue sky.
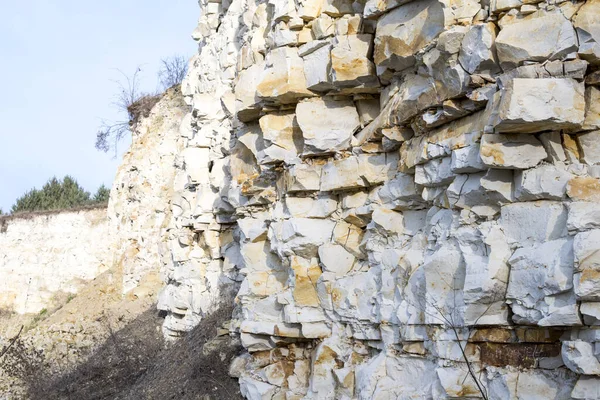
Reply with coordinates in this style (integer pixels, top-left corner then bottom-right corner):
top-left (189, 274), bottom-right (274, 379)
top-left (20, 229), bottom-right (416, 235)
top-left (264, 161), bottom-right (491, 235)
top-left (0, 1), bottom-right (199, 212)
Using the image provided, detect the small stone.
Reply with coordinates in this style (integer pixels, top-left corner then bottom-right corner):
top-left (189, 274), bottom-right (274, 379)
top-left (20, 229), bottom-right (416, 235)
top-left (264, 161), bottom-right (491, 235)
top-left (562, 341), bottom-right (600, 375)
top-left (567, 177), bottom-right (600, 202)
top-left (568, 202), bottom-right (600, 232)
top-left (577, 130), bottom-right (600, 165)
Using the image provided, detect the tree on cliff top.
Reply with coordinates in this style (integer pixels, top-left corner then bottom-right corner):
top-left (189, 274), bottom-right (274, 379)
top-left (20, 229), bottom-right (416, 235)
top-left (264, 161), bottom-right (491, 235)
top-left (10, 176), bottom-right (109, 214)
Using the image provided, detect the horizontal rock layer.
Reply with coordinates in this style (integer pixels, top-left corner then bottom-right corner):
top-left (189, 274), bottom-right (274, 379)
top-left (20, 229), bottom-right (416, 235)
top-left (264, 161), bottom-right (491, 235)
top-left (169, 0), bottom-right (600, 398)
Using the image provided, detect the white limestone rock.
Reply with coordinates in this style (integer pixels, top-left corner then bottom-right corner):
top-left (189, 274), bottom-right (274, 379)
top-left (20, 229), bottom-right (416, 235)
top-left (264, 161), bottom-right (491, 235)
top-left (374, 0), bottom-right (446, 72)
top-left (318, 243), bottom-right (355, 277)
top-left (330, 34), bottom-right (379, 89)
top-left (514, 164), bottom-right (572, 201)
top-left (568, 202), bottom-right (600, 232)
top-left (296, 97), bottom-right (360, 155)
top-left (562, 341), bottom-right (600, 375)
top-left (450, 145), bottom-right (486, 173)
top-left (270, 218), bottom-right (336, 258)
top-left (285, 163), bottom-right (322, 192)
top-left (578, 130), bottom-right (600, 165)
top-left (500, 201), bottom-right (568, 246)
top-left (507, 238), bottom-right (581, 326)
top-left (572, 376), bottom-right (600, 400)
top-left (574, 0), bottom-right (600, 65)
top-left (320, 156), bottom-right (365, 192)
top-left (458, 22), bottom-right (500, 75)
top-left (487, 78), bottom-right (586, 134)
top-left (495, 12), bottom-right (579, 70)
top-left (414, 157), bottom-right (456, 187)
top-left (258, 113), bottom-right (304, 164)
top-left (583, 87), bottom-right (600, 131)
top-left (256, 47), bottom-right (313, 104)
top-left (480, 133), bottom-right (547, 170)
top-left (301, 43), bottom-right (334, 91)
top-left (581, 302), bottom-right (600, 326)
top-left (447, 169), bottom-right (513, 216)
top-left (539, 131), bottom-right (567, 163)
top-left (574, 230), bottom-right (600, 300)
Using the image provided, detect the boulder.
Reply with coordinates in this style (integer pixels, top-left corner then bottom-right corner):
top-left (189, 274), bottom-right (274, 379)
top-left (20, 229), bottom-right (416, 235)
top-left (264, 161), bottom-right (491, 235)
top-left (374, 0), bottom-right (445, 72)
top-left (296, 97), bottom-right (360, 155)
top-left (574, 0), bottom-right (600, 65)
top-left (458, 22), bottom-right (500, 75)
top-left (500, 201), bottom-right (568, 246)
top-left (258, 113), bottom-right (304, 163)
top-left (495, 12), bottom-right (579, 70)
top-left (507, 238), bottom-right (581, 326)
top-left (480, 133), bottom-right (547, 169)
top-left (330, 34), bottom-right (379, 89)
top-left (514, 164), bottom-right (572, 201)
top-left (487, 78), bottom-right (585, 134)
top-left (562, 341), bottom-right (600, 375)
top-left (257, 47), bottom-right (313, 104)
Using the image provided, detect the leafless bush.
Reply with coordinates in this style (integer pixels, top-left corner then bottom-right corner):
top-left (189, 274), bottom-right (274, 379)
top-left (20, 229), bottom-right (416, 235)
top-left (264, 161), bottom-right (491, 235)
top-left (158, 55), bottom-right (188, 91)
top-left (95, 68), bottom-right (160, 155)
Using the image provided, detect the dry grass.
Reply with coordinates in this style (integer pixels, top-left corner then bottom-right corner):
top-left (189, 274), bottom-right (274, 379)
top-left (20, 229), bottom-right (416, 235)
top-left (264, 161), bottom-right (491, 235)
top-left (1, 306), bottom-right (242, 400)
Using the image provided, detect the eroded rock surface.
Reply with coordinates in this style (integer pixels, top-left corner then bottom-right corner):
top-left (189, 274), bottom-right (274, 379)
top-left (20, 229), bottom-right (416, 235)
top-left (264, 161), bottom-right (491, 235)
top-left (165, 0), bottom-right (600, 398)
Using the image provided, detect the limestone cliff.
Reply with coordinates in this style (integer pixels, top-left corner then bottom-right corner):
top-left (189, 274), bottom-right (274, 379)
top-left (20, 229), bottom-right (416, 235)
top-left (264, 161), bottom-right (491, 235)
top-left (0, 207), bottom-right (110, 315)
top-left (167, 0), bottom-right (600, 398)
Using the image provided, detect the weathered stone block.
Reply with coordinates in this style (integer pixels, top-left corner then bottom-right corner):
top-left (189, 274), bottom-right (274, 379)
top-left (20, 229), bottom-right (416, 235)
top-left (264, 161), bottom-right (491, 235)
top-left (574, 0), bottom-right (600, 65)
top-left (374, 0), bottom-right (445, 72)
top-left (296, 97), bottom-right (360, 155)
top-left (257, 47), bottom-right (313, 104)
top-left (480, 133), bottom-right (547, 169)
top-left (496, 12), bottom-right (578, 70)
top-left (330, 34), bottom-right (379, 89)
top-left (487, 78), bottom-right (585, 134)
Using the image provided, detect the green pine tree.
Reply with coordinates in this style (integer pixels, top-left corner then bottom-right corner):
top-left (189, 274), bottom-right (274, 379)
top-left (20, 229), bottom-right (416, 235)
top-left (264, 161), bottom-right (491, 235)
top-left (93, 184), bottom-right (110, 203)
top-left (11, 176), bottom-right (92, 213)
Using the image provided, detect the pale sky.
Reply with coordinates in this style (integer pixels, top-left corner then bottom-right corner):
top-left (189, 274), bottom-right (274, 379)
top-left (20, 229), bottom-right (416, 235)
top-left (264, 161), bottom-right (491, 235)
top-left (0, 1), bottom-right (199, 212)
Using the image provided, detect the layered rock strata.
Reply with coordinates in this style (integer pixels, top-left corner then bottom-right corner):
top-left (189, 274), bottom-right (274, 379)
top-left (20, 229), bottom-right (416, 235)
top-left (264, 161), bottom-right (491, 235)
top-left (170, 0), bottom-right (600, 398)
top-left (0, 208), bottom-right (109, 314)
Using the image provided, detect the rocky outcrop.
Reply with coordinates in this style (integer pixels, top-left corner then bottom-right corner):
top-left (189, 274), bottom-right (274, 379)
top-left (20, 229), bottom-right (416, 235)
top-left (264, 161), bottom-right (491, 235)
top-left (169, 0), bottom-right (600, 398)
top-left (108, 86), bottom-right (188, 295)
top-left (0, 208), bottom-right (110, 314)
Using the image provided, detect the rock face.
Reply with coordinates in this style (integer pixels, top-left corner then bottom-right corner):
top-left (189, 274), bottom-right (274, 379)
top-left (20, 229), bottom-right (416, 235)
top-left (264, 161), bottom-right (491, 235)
top-left (108, 87), bottom-right (187, 294)
top-left (0, 208), bottom-right (110, 314)
top-left (165, 0), bottom-right (600, 398)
